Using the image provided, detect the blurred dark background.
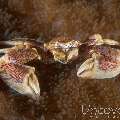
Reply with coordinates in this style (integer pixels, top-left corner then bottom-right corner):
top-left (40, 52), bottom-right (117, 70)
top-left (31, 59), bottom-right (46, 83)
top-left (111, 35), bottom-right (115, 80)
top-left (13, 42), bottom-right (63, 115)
top-left (0, 0), bottom-right (120, 120)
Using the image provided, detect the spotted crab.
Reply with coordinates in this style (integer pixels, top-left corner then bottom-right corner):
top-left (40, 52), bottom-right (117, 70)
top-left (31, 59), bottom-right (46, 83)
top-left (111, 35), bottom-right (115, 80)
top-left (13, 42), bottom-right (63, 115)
top-left (0, 39), bottom-right (41, 99)
top-left (77, 34), bottom-right (120, 79)
top-left (0, 34), bottom-right (120, 99)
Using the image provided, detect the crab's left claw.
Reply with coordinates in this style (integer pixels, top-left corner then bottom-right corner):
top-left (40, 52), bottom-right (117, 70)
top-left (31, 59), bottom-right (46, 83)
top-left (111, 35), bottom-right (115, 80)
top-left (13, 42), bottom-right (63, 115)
top-left (0, 66), bottom-right (40, 100)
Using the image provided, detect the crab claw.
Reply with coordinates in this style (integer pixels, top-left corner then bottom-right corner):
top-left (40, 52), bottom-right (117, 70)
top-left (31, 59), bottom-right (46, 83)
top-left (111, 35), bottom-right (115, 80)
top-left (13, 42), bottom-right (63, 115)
top-left (0, 64), bottom-right (40, 100)
top-left (87, 34), bottom-right (119, 46)
top-left (77, 52), bottom-right (120, 79)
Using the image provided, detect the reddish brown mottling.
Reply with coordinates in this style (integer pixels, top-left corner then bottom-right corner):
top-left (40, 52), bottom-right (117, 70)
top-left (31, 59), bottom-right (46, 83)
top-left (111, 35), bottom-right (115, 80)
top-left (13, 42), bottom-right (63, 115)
top-left (89, 46), bottom-right (119, 70)
top-left (7, 48), bottom-right (38, 64)
top-left (0, 0), bottom-right (120, 120)
top-left (99, 57), bottom-right (117, 71)
top-left (95, 46), bottom-right (118, 60)
top-left (1, 63), bottom-right (28, 82)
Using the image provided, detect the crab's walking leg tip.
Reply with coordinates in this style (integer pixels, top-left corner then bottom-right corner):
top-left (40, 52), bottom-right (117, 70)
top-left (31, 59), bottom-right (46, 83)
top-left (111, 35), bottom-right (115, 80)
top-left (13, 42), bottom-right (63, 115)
top-left (103, 39), bottom-right (120, 45)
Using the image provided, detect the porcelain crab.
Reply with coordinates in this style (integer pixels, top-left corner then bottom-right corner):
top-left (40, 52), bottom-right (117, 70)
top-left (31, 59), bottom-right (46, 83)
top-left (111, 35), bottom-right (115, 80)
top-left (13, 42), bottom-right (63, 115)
top-left (44, 36), bottom-right (82, 64)
top-left (77, 34), bottom-right (120, 79)
top-left (0, 39), bottom-right (41, 99)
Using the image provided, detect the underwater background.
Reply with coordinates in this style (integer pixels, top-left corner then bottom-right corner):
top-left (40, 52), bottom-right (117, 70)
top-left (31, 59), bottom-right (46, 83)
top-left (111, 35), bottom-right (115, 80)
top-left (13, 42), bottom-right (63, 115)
top-left (0, 0), bottom-right (120, 120)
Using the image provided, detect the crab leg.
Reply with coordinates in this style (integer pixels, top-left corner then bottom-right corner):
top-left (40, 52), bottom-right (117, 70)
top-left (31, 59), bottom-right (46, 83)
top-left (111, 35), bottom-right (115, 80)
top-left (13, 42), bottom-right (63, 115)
top-left (0, 40), bottom-right (24, 47)
top-left (103, 39), bottom-right (120, 46)
top-left (0, 39), bottom-right (44, 49)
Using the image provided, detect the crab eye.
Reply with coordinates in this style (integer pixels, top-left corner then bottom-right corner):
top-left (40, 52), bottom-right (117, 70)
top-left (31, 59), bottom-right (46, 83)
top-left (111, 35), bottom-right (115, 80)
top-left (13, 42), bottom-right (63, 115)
top-left (89, 39), bottom-right (96, 42)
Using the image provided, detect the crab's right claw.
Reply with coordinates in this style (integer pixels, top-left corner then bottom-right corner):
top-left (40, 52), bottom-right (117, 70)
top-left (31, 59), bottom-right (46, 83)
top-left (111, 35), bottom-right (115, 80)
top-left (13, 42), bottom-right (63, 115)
top-left (77, 58), bottom-right (94, 78)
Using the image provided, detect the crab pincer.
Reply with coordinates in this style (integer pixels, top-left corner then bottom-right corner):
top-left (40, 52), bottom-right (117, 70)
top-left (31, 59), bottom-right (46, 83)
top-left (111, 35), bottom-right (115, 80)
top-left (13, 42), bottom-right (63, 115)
top-left (77, 34), bottom-right (120, 79)
top-left (0, 38), bottom-right (41, 100)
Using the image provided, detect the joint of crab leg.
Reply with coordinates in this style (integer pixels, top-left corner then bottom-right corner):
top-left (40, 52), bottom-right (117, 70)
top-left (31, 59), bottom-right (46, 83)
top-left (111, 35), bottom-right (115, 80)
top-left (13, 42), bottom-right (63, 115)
top-left (87, 34), bottom-right (104, 46)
